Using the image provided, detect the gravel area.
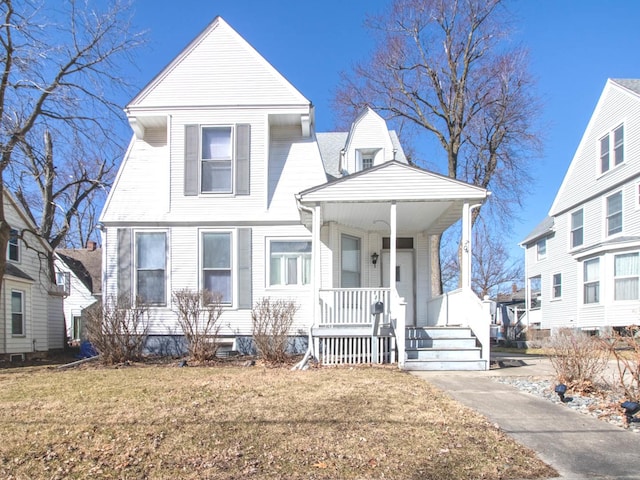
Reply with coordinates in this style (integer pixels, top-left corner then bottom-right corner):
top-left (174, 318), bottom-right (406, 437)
top-left (493, 375), bottom-right (640, 433)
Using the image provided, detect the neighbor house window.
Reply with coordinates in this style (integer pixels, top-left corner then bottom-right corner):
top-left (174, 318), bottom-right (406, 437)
top-left (8, 228), bottom-right (19, 261)
top-left (529, 276), bottom-right (541, 309)
top-left (606, 191), bottom-right (622, 236)
top-left (201, 126), bottom-right (233, 193)
top-left (11, 290), bottom-right (24, 336)
top-left (600, 124), bottom-right (624, 173)
top-left (341, 234), bottom-right (361, 288)
top-left (552, 273), bottom-right (562, 299)
top-left (536, 238), bottom-right (547, 260)
top-left (614, 252), bottom-right (639, 301)
top-left (202, 232), bottom-right (232, 304)
top-left (135, 232), bottom-right (166, 305)
top-left (269, 240), bottom-right (311, 286)
top-left (570, 209), bottom-right (584, 248)
top-left (583, 258), bottom-right (600, 304)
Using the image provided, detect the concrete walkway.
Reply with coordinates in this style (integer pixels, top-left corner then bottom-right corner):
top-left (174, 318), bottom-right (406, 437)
top-left (411, 354), bottom-right (640, 480)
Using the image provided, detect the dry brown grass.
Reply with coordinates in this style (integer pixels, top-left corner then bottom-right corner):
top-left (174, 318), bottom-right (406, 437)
top-left (0, 363), bottom-right (555, 479)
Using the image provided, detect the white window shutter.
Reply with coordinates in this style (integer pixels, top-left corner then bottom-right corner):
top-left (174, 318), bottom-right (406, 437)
top-left (238, 228), bottom-right (252, 308)
top-left (235, 124), bottom-right (250, 195)
top-left (184, 125), bottom-right (199, 196)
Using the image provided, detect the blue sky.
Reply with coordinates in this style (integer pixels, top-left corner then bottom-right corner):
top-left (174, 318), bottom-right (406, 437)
top-left (127, 0), bottom-right (640, 263)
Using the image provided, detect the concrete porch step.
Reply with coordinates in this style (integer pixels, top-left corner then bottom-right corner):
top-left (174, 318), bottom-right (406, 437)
top-left (403, 359), bottom-right (488, 371)
top-left (406, 326), bottom-right (475, 339)
top-left (406, 347), bottom-right (481, 361)
top-left (406, 337), bottom-right (477, 349)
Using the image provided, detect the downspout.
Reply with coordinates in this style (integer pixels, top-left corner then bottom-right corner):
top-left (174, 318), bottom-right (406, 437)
top-left (292, 198), bottom-right (319, 369)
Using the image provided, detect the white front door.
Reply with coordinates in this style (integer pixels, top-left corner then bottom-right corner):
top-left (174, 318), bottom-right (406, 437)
top-left (382, 251), bottom-right (415, 325)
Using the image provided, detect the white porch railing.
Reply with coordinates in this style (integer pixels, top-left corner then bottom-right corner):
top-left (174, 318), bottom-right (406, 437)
top-left (318, 288), bottom-right (391, 325)
top-left (426, 288), bottom-right (491, 367)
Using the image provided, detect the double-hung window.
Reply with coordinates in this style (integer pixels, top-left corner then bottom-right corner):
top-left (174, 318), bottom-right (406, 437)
top-left (600, 124), bottom-right (624, 174)
top-left (583, 258), bottom-right (600, 304)
top-left (8, 228), bottom-right (19, 262)
top-left (202, 232), bottom-right (232, 304)
top-left (606, 191), bottom-right (622, 236)
top-left (570, 209), bottom-right (583, 248)
top-left (341, 234), bottom-right (361, 288)
top-left (269, 240), bottom-right (311, 286)
top-left (136, 232), bottom-right (167, 305)
top-left (536, 238), bottom-right (546, 260)
top-left (614, 252), bottom-right (639, 301)
top-left (201, 126), bottom-right (233, 193)
top-left (529, 276), bottom-right (541, 309)
top-left (11, 290), bottom-right (24, 336)
top-left (552, 273), bottom-right (562, 299)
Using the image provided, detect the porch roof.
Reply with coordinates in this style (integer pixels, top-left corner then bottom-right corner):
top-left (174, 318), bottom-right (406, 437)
top-left (297, 161), bottom-right (488, 234)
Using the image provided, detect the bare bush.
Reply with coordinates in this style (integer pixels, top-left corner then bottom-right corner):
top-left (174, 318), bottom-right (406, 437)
top-left (600, 326), bottom-right (640, 399)
top-left (546, 329), bottom-right (609, 393)
top-left (84, 295), bottom-right (149, 364)
top-left (172, 289), bottom-right (224, 362)
top-left (251, 298), bottom-right (298, 363)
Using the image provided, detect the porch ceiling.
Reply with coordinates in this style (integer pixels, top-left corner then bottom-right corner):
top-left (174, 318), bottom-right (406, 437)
top-left (320, 200), bottom-right (463, 235)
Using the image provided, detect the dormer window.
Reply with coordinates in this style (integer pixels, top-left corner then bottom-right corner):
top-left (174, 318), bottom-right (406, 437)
top-left (356, 149), bottom-right (379, 172)
top-left (600, 124), bottom-right (624, 174)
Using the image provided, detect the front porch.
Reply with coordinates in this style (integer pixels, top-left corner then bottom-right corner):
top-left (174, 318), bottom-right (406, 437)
top-left (296, 161), bottom-right (491, 371)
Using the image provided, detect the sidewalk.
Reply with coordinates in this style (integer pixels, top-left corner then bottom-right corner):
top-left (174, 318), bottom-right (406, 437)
top-left (411, 354), bottom-right (640, 480)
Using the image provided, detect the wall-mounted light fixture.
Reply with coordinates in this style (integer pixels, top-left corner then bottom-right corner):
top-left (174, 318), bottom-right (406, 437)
top-left (371, 252), bottom-right (379, 267)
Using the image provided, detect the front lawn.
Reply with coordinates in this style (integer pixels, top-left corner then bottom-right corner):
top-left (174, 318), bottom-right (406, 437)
top-left (0, 363), bottom-right (555, 479)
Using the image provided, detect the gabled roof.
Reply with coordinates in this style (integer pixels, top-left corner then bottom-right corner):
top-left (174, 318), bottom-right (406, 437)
top-left (611, 78), bottom-right (640, 96)
top-left (57, 247), bottom-right (102, 295)
top-left (128, 16), bottom-right (309, 110)
top-left (298, 160), bottom-right (487, 202)
top-left (316, 130), bottom-right (407, 179)
top-left (520, 216), bottom-right (554, 246)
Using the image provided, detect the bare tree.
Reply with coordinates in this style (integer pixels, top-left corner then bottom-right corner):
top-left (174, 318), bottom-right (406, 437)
top-left (334, 0), bottom-right (542, 294)
top-left (441, 223), bottom-right (523, 298)
top-left (0, 0), bottom-right (144, 288)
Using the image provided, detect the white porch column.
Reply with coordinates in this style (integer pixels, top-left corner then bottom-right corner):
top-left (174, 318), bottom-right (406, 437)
top-left (461, 201), bottom-right (471, 290)
top-left (390, 201), bottom-right (397, 287)
top-left (312, 202), bottom-right (321, 326)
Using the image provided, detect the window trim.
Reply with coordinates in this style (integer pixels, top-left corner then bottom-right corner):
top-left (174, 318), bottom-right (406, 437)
top-left (570, 208), bottom-right (584, 249)
top-left (551, 273), bottom-right (562, 300)
top-left (8, 228), bottom-right (19, 262)
top-left (200, 229), bottom-right (235, 306)
top-left (583, 257), bottom-right (600, 305)
top-left (599, 123), bottom-right (624, 175)
top-left (605, 190), bottom-right (623, 237)
top-left (266, 237), bottom-right (312, 289)
top-left (134, 230), bottom-right (168, 307)
top-left (11, 289), bottom-right (25, 337)
top-left (200, 125), bottom-right (234, 194)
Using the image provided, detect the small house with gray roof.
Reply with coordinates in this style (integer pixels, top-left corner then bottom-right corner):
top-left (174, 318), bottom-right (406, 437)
top-left (522, 78), bottom-right (640, 334)
top-left (100, 16), bottom-right (491, 370)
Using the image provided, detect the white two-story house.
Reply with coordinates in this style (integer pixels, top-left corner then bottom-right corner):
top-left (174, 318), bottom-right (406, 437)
top-left (522, 79), bottom-right (640, 334)
top-left (100, 16), bottom-right (491, 370)
top-left (1, 191), bottom-right (65, 361)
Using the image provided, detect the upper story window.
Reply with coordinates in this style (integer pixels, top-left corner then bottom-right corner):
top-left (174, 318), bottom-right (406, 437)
top-left (606, 191), bottom-right (622, 236)
top-left (583, 258), bottom-right (600, 304)
top-left (135, 231), bottom-right (167, 306)
top-left (184, 124), bottom-right (250, 197)
top-left (614, 252), bottom-right (639, 301)
top-left (600, 124), bottom-right (624, 174)
top-left (269, 240), bottom-right (311, 287)
top-left (536, 238), bottom-right (546, 260)
top-left (56, 271), bottom-right (71, 296)
top-left (8, 228), bottom-right (19, 262)
top-left (570, 209), bottom-right (584, 248)
top-left (202, 126), bottom-right (233, 193)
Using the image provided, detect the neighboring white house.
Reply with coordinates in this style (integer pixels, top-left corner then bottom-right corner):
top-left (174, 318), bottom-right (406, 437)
top-left (100, 16), bottom-right (491, 370)
top-left (55, 241), bottom-right (102, 344)
top-left (0, 191), bottom-right (65, 361)
top-left (522, 79), bottom-right (640, 334)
